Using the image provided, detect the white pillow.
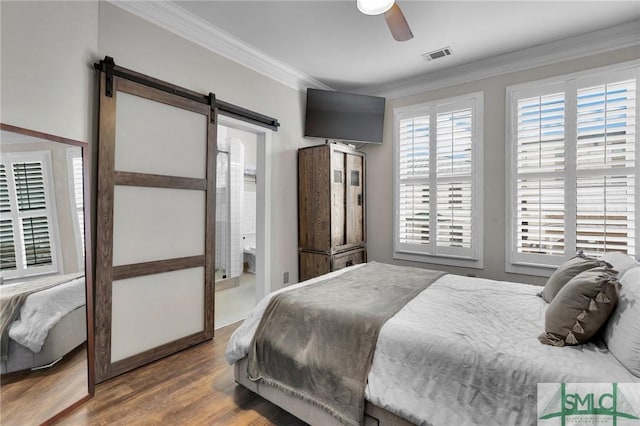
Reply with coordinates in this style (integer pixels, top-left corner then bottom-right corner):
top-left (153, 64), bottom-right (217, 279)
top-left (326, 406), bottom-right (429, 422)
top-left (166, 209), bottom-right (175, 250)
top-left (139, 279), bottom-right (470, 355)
top-left (600, 252), bottom-right (640, 277)
top-left (602, 267), bottom-right (640, 377)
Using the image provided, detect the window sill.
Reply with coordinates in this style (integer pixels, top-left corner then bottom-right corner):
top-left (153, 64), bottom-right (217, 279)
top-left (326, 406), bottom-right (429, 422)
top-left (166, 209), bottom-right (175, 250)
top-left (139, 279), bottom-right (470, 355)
top-left (505, 261), bottom-right (557, 278)
top-left (394, 251), bottom-right (483, 269)
top-left (1, 269), bottom-right (60, 283)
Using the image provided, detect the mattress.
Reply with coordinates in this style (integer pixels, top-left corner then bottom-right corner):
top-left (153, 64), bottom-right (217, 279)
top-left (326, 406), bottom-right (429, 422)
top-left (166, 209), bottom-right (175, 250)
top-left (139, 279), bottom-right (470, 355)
top-left (1, 306), bottom-right (86, 374)
top-left (9, 275), bottom-right (86, 352)
top-left (1, 274), bottom-right (87, 374)
top-left (366, 273), bottom-right (638, 425)
top-left (227, 265), bottom-right (639, 426)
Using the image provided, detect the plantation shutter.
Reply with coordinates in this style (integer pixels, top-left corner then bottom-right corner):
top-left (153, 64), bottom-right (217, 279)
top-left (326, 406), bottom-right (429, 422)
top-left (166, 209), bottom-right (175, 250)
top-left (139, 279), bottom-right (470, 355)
top-left (398, 115), bottom-right (430, 246)
top-left (0, 219), bottom-right (16, 271)
top-left (394, 92), bottom-right (482, 264)
top-left (436, 108), bottom-right (473, 249)
top-left (71, 154), bottom-right (85, 257)
top-left (508, 66), bottom-right (638, 271)
top-left (0, 152), bottom-right (58, 277)
top-left (13, 161), bottom-right (53, 268)
top-left (0, 165), bottom-right (9, 213)
top-left (575, 79), bottom-right (636, 256)
top-left (21, 216), bottom-right (52, 267)
top-left (14, 162), bottom-right (47, 211)
top-left (515, 92), bottom-right (566, 258)
top-left (0, 165), bottom-right (16, 270)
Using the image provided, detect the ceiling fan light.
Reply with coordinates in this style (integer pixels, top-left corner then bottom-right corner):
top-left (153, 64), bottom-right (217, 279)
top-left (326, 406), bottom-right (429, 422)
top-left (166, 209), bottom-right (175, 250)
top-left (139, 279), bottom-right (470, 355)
top-left (357, 0), bottom-right (394, 16)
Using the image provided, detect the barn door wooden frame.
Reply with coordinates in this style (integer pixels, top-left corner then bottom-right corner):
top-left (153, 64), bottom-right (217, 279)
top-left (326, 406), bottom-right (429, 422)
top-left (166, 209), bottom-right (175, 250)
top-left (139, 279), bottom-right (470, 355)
top-left (94, 57), bottom-right (218, 383)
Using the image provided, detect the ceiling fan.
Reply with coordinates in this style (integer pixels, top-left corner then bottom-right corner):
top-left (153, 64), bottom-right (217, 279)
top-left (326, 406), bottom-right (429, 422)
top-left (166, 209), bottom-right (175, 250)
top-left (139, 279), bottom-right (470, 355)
top-left (357, 0), bottom-right (413, 42)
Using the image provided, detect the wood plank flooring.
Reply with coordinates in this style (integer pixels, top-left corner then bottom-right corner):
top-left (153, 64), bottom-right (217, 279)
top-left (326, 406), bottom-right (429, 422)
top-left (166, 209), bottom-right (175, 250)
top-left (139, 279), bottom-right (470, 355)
top-left (0, 344), bottom-right (88, 426)
top-left (58, 322), bottom-right (307, 425)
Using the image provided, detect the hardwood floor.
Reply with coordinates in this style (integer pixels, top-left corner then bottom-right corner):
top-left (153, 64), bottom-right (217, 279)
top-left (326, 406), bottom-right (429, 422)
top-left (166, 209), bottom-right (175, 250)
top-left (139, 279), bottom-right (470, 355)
top-left (58, 322), bottom-right (307, 425)
top-left (0, 344), bottom-right (88, 426)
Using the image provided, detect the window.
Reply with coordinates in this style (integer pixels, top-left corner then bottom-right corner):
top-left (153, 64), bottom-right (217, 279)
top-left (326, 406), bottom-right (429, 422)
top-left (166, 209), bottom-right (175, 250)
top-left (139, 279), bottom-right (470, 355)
top-left (393, 92), bottom-right (483, 268)
top-left (507, 63), bottom-right (639, 275)
top-left (67, 147), bottom-right (85, 267)
top-left (0, 151), bottom-right (60, 279)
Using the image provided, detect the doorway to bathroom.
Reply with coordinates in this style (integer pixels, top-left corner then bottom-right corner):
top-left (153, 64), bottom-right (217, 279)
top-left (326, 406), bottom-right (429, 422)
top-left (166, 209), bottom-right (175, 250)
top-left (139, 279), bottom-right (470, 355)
top-left (215, 117), bottom-right (271, 328)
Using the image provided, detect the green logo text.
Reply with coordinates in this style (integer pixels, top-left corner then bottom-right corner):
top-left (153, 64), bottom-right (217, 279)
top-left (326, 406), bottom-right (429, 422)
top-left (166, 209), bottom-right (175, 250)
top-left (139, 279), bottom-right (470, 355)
top-left (539, 383), bottom-right (639, 425)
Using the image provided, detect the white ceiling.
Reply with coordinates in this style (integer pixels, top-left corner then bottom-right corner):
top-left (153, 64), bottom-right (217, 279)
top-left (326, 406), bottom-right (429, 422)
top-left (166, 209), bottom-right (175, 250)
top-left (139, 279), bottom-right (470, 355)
top-left (174, 1), bottom-right (640, 94)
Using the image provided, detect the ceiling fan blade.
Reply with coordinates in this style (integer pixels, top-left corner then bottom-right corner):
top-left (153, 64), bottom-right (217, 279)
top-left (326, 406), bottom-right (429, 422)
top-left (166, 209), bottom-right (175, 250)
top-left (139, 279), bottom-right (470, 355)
top-left (384, 2), bottom-right (413, 42)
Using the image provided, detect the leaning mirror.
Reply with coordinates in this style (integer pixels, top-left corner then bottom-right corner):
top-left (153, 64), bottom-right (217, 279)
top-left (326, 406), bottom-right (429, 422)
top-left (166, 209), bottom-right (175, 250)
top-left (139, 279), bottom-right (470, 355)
top-left (0, 123), bottom-right (93, 425)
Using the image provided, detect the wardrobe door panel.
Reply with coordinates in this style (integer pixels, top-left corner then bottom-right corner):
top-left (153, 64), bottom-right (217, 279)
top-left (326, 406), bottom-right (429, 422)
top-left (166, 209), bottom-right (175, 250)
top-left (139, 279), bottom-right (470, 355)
top-left (346, 154), bottom-right (364, 245)
top-left (115, 91), bottom-right (207, 179)
top-left (111, 186), bottom-right (205, 266)
top-left (298, 146), bottom-right (331, 252)
top-left (111, 267), bottom-right (205, 362)
top-left (331, 150), bottom-right (346, 248)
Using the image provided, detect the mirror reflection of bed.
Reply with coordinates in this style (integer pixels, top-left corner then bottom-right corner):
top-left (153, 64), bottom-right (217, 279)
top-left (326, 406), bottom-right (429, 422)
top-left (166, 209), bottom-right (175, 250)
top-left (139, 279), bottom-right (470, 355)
top-left (0, 125), bottom-right (92, 425)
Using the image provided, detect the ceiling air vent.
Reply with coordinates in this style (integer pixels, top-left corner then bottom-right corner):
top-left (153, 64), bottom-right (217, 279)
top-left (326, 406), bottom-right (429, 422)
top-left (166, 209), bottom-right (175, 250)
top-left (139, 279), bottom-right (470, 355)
top-left (422, 47), bottom-right (452, 62)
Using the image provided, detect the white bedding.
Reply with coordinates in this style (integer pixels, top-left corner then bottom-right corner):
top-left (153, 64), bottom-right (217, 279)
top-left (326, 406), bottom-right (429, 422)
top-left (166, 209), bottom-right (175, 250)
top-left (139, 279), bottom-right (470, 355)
top-left (226, 267), bottom-right (639, 426)
top-left (8, 276), bottom-right (86, 353)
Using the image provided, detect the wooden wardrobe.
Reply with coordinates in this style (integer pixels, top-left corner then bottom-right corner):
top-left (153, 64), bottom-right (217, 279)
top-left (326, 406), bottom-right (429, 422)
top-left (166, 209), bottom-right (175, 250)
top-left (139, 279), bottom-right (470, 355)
top-left (298, 143), bottom-right (366, 281)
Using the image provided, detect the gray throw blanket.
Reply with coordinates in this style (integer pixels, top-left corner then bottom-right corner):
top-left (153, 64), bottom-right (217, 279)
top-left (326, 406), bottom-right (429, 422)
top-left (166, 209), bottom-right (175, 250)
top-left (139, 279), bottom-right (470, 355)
top-left (247, 262), bottom-right (445, 426)
top-left (0, 273), bottom-right (83, 360)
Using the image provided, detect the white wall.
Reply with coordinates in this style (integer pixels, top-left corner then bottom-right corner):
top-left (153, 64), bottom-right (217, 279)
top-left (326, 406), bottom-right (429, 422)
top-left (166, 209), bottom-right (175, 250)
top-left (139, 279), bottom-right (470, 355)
top-left (97, 3), bottom-right (305, 289)
top-left (0, 1), bottom-right (98, 143)
top-left (227, 139), bottom-right (244, 279)
top-left (228, 127), bottom-right (258, 168)
top-left (6, 2), bottom-right (636, 290)
top-left (1, 0), bottom-right (99, 282)
top-left (223, 126), bottom-right (258, 259)
top-left (1, 1), bottom-right (307, 290)
top-left (363, 46), bottom-right (640, 286)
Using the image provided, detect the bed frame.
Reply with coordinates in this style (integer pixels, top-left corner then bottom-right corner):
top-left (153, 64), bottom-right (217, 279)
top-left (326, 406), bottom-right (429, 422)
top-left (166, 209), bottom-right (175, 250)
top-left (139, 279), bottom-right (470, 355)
top-left (234, 357), bottom-right (414, 426)
top-left (0, 306), bottom-right (86, 374)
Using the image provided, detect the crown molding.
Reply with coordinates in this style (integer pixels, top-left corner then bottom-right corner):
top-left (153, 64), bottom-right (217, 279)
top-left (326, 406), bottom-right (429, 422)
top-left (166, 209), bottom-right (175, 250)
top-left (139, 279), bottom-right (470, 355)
top-left (358, 19), bottom-right (640, 99)
top-left (105, 1), bottom-right (638, 99)
top-left (107, 0), bottom-right (333, 93)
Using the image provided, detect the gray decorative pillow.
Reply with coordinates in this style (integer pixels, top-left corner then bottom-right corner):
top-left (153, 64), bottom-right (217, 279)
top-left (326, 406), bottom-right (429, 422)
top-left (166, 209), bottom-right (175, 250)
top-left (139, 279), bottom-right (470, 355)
top-left (602, 267), bottom-right (640, 377)
top-left (539, 267), bottom-right (619, 347)
top-left (540, 251), bottom-right (611, 303)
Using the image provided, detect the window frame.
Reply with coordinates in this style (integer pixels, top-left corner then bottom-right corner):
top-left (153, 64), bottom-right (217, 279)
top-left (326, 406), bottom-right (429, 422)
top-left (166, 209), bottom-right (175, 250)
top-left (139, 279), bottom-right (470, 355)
top-left (66, 147), bottom-right (85, 270)
top-left (0, 150), bottom-right (61, 280)
top-left (505, 60), bottom-right (640, 276)
top-left (393, 91), bottom-right (484, 268)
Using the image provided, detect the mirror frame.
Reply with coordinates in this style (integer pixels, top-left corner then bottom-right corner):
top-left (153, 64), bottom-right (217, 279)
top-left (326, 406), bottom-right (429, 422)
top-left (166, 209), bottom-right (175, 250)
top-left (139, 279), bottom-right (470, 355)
top-left (0, 122), bottom-right (94, 424)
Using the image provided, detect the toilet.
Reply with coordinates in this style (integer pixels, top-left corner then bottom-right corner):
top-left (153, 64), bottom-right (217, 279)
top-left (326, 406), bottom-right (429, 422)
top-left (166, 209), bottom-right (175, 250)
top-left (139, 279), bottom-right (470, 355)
top-left (243, 233), bottom-right (256, 274)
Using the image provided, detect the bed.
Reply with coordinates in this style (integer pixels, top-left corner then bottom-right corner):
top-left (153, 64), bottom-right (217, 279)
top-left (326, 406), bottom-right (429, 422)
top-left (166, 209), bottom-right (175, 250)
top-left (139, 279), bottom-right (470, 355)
top-left (0, 274), bottom-right (87, 374)
top-left (226, 261), bottom-right (640, 426)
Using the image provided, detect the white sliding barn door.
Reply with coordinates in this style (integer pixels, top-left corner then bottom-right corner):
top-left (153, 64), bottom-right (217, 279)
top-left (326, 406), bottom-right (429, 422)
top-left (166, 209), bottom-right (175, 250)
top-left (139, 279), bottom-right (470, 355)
top-left (95, 68), bottom-right (216, 382)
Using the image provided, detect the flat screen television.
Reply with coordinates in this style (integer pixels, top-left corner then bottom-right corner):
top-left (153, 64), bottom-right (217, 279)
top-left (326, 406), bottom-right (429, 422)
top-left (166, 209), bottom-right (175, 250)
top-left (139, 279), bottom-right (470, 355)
top-left (304, 88), bottom-right (385, 144)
